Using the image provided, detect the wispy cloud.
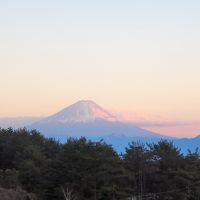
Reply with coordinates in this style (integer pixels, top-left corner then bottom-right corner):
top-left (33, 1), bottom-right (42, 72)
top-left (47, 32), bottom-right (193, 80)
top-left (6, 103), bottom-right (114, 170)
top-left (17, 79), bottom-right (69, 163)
top-left (112, 110), bottom-right (200, 137)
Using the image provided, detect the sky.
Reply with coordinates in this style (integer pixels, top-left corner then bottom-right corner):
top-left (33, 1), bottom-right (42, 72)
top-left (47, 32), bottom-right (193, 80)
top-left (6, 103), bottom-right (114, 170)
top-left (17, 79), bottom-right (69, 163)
top-left (0, 0), bottom-right (200, 126)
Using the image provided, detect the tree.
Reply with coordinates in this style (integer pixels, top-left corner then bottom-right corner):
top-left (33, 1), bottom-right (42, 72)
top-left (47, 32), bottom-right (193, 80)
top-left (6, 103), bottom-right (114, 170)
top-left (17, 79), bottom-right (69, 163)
top-left (1, 128), bottom-right (200, 200)
top-left (123, 142), bottom-right (151, 199)
top-left (148, 140), bottom-right (186, 200)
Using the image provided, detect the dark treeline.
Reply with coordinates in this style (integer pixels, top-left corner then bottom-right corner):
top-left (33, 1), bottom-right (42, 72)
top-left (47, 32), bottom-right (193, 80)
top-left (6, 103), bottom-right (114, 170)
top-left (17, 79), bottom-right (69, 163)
top-left (0, 128), bottom-right (200, 200)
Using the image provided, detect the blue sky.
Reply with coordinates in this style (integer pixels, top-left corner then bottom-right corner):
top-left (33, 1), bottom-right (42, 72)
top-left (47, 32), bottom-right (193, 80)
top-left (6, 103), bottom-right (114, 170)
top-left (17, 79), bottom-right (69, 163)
top-left (0, 0), bottom-right (200, 120)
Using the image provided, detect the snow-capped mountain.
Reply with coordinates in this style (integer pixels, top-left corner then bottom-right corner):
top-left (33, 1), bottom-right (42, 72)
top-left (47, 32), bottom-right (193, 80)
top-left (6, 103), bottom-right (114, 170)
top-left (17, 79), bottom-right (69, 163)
top-left (28, 100), bottom-right (170, 141)
top-left (44, 100), bottom-right (117, 123)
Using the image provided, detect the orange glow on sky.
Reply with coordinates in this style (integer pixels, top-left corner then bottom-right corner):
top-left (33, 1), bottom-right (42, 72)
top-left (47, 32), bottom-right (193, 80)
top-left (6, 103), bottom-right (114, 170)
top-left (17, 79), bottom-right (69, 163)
top-left (1, 1), bottom-right (200, 137)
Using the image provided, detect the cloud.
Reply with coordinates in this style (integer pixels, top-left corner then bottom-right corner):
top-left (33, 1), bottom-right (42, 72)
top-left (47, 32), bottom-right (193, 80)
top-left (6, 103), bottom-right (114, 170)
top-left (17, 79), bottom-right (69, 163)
top-left (133, 120), bottom-right (200, 128)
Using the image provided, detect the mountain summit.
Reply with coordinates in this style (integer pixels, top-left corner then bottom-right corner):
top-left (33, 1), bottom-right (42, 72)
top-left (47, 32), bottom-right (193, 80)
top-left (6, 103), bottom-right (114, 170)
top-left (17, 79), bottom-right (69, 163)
top-left (44, 100), bottom-right (117, 123)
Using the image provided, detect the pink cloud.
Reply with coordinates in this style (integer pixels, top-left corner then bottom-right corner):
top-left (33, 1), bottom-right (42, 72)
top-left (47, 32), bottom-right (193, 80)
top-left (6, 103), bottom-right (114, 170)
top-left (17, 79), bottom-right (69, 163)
top-left (143, 123), bottom-right (200, 138)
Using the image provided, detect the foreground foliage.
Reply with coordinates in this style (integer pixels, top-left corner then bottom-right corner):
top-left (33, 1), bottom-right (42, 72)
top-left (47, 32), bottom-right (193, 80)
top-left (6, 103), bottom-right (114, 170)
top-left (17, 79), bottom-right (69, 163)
top-left (0, 187), bottom-right (36, 200)
top-left (0, 128), bottom-right (200, 200)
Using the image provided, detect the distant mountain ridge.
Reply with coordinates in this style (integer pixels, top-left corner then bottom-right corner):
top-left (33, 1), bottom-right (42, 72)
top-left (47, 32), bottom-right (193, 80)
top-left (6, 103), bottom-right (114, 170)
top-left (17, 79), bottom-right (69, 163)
top-left (0, 117), bottom-right (43, 129)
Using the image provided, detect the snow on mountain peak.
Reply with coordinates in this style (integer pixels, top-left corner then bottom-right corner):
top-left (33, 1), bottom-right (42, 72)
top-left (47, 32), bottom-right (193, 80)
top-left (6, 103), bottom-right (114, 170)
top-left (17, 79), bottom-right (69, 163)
top-left (46, 100), bottom-right (117, 123)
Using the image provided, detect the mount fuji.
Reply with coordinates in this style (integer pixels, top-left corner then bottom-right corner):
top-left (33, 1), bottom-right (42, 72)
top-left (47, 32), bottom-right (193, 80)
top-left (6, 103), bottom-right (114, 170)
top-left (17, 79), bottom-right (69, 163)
top-left (27, 100), bottom-right (200, 153)
top-left (28, 100), bottom-right (173, 151)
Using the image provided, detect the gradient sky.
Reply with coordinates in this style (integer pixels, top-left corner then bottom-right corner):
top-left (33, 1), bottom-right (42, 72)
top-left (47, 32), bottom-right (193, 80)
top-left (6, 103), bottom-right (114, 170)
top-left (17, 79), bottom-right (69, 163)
top-left (1, 0), bottom-right (200, 121)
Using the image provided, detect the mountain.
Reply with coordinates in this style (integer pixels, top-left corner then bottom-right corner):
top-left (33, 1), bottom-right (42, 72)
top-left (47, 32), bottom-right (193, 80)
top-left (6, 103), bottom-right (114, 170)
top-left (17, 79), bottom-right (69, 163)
top-left (0, 117), bottom-right (43, 129)
top-left (28, 100), bottom-right (173, 151)
top-left (0, 102), bottom-right (199, 154)
top-left (173, 135), bottom-right (200, 153)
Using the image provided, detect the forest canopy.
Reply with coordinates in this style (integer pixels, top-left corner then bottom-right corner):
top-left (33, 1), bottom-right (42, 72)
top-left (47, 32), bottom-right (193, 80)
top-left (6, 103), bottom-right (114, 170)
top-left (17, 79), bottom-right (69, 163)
top-left (0, 128), bottom-right (200, 200)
